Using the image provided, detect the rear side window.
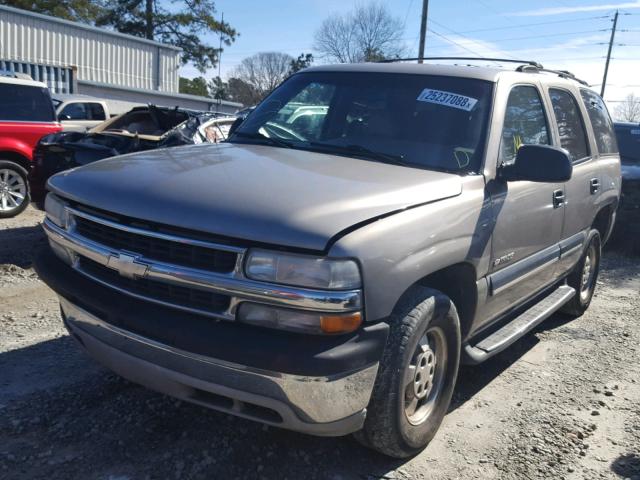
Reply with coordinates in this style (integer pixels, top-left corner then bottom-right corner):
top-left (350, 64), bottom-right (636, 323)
top-left (0, 83), bottom-right (55, 122)
top-left (500, 85), bottom-right (550, 165)
top-left (88, 103), bottom-right (106, 121)
top-left (549, 89), bottom-right (590, 162)
top-left (580, 89), bottom-right (618, 155)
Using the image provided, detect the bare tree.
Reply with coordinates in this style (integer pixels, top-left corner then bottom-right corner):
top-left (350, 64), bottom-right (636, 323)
top-left (615, 93), bottom-right (640, 122)
top-left (230, 52), bottom-right (294, 105)
top-left (314, 2), bottom-right (405, 63)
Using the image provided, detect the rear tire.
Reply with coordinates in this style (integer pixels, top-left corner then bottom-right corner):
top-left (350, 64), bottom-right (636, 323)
top-left (561, 230), bottom-right (601, 316)
top-left (355, 287), bottom-right (461, 458)
top-left (0, 161), bottom-right (30, 219)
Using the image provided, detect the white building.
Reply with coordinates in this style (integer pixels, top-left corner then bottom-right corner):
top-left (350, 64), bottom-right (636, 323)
top-left (0, 5), bottom-right (240, 113)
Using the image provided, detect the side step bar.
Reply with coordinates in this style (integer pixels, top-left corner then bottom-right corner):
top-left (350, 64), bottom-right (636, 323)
top-left (464, 285), bottom-right (576, 364)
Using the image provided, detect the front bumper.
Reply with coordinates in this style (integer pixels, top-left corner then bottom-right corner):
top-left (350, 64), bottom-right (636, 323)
top-left (36, 249), bottom-right (388, 436)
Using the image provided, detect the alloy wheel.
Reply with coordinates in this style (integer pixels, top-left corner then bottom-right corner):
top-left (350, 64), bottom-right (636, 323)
top-left (0, 168), bottom-right (27, 213)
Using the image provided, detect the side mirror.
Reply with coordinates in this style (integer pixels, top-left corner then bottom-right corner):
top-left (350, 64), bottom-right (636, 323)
top-left (500, 144), bottom-right (572, 183)
top-left (228, 117), bottom-right (244, 137)
top-left (58, 114), bottom-right (71, 121)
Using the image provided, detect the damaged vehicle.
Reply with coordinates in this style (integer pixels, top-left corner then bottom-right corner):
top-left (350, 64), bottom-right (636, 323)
top-left (29, 105), bottom-right (235, 205)
top-left (36, 61), bottom-right (620, 458)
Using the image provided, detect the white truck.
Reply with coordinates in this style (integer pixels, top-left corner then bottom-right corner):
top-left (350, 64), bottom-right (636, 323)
top-left (52, 94), bottom-right (143, 132)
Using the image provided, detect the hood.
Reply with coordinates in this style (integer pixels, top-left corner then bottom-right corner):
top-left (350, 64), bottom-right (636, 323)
top-left (48, 143), bottom-right (463, 251)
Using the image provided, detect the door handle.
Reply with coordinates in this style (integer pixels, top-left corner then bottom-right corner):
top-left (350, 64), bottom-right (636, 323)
top-left (590, 178), bottom-right (600, 194)
top-left (553, 189), bottom-right (565, 208)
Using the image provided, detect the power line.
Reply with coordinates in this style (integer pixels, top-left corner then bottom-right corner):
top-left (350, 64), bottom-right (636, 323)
top-left (449, 14), bottom-right (611, 35)
top-left (424, 27), bottom-right (608, 47)
top-left (428, 28), bottom-right (494, 59)
top-left (427, 18), bottom-right (516, 59)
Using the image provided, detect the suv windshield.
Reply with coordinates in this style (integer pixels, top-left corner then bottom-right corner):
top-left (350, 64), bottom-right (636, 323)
top-left (229, 72), bottom-right (494, 173)
top-left (0, 83), bottom-right (56, 122)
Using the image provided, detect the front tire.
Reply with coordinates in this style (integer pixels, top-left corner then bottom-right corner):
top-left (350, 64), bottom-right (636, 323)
top-left (355, 287), bottom-right (461, 458)
top-left (561, 230), bottom-right (601, 316)
top-left (0, 161), bottom-right (30, 219)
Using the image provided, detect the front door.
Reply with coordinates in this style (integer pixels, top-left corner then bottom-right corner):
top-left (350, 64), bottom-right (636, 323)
top-left (483, 85), bottom-right (565, 324)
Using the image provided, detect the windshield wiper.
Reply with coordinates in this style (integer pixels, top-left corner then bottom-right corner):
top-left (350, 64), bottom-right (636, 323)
top-left (231, 131), bottom-right (294, 149)
top-left (307, 142), bottom-right (409, 166)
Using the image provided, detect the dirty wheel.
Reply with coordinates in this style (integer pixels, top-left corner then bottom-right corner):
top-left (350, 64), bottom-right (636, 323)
top-left (0, 161), bottom-right (30, 219)
top-left (561, 230), bottom-right (601, 317)
top-left (355, 287), bottom-right (460, 458)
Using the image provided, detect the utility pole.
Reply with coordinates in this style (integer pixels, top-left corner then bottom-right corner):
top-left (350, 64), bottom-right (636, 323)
top-left (418, 0), bottom-right (429, 63)
top-left (601, 10), bottom-right (619, 98)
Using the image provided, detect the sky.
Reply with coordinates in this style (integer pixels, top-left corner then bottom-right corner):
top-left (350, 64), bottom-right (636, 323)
top-left (179, 0), bottom-right (640, 114)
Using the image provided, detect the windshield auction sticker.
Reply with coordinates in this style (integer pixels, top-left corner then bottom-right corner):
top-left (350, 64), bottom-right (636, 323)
top-left (417, 89), bottom-right (478, 111)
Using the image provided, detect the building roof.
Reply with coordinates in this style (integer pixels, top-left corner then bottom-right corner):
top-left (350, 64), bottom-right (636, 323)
top-left (0, 4), bottom-right (182, 51)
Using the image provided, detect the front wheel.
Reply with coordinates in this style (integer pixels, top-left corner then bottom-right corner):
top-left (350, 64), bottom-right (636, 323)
top-left (355, 287), bottom-right (461, 458)
top-left (561, 230), bottom-right (601, 316)
top-left (0, 161), bottom-right (30, 219)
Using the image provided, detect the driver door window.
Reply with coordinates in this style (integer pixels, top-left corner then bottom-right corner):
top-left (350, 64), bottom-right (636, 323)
top-left (500, 86), bottom-right (550, 166)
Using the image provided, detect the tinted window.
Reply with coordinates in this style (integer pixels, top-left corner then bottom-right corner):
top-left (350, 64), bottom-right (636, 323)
top-left (500, 85), bottom-right (550, 165)
top-left (549, 89), bottom-right (590, 161)
top-left (232, 72), bottom-right (494, 173)
top-left (0, 84), bottom-right (55, 122)
top-left (580, 89), bottom-right (618, 155)
top-left (60, 102), bottom-right (89, 120)
top-left (88, 103), bottom-right (106, 121)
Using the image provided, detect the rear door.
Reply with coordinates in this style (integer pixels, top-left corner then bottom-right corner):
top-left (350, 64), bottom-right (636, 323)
top-left (546, 88), bottom-right (608, 275)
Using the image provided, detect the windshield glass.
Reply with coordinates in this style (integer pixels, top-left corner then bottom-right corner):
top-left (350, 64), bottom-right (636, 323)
top-left (229, 72), bottom-right (494, 173)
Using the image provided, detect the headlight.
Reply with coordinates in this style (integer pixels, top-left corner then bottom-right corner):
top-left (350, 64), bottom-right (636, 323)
top-left (44, 193), bottom-right (68, 228)
top-left (237, 303), bottom-right (362, 335)
top-left (244, 249), bottom-right (361, 290)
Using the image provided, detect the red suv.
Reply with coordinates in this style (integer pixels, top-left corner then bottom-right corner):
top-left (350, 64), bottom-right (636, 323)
top-left (0, 73), bottom-right (61, 218)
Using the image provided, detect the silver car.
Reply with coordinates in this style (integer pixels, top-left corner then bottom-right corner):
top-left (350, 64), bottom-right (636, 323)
top-left (36, 60), bottom-right (621, 458)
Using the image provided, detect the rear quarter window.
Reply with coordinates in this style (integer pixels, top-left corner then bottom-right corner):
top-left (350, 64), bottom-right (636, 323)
top-left (0, 83), bottom-right (55, 122)
top-left (580, 89), bottom-right (618, 155)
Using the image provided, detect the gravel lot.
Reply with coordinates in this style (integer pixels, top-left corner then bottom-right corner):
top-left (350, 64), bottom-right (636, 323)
top-left (1, 206), bottom-right (639, 480)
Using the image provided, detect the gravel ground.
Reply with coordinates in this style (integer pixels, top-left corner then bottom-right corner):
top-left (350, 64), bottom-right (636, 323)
top-left (1, 206), bottom-right (639, 480)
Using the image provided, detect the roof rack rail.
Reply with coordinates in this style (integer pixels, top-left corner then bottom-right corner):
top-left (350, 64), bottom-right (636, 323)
top-left (515, 64), bottom-right (589, 86)
top-left (378, 56), bottom-right (543, 68)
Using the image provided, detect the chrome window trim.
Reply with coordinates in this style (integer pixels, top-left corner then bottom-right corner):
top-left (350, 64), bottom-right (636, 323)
top-left (44, 219), bottom-right (362, 316)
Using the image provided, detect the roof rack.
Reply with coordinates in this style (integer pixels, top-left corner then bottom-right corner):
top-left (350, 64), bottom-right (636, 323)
top-left (515, 65), bottom-right (589, 86)
top-left (378, 57), bottom-right (590, 87)
top-left (378, 56), bottom-right (544, 68)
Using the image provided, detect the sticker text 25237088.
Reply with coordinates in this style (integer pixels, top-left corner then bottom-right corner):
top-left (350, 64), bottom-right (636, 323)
top-left (416, 89), bottom-right (478, 112)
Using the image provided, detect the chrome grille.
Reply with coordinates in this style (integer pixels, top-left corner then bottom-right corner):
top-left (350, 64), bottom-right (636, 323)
top-left (73, 213), bottom-right (238, 274)
top-left (79, 257), bottom-right (231, 314)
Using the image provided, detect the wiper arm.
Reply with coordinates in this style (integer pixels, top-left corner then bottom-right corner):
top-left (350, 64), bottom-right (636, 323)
top-left (307, 142), bottom-right (408, 166)
top-left (231, 131), bottom-right (294, 149)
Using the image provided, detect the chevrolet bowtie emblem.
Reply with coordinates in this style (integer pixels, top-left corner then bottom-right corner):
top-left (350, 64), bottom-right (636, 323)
top-left (106, 252), bottom-right (149, 279)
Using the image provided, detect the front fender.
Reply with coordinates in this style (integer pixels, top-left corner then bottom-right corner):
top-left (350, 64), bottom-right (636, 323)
top-left (329, 175), bottom-right (492, 322)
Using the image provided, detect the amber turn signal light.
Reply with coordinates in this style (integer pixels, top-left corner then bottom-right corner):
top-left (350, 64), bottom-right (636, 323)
top-left (320, 312), bottom-right (363, 334)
